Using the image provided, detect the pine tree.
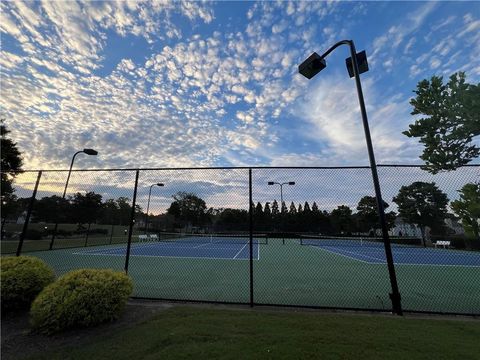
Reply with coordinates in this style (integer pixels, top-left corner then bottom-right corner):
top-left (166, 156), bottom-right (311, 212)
top-left (289, 201), bottom-right (297, 214)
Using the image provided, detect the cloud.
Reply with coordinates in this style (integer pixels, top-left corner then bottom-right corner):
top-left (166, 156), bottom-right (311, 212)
top-left (296, 73), bottom-right (421, 165)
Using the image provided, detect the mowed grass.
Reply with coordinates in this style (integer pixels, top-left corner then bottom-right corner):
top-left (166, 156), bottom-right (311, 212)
top-left (31, 306), bottom-right (480, 360)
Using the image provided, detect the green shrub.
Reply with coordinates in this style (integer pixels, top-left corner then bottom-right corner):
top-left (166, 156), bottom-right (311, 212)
top-left (31, 269), bottom-right (133, 334)
top-left (1, 256), bottom-right (55, 313)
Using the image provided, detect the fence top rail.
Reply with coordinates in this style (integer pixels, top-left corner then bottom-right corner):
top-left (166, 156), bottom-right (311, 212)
top-left (2, 163), bottom-right (480, 173)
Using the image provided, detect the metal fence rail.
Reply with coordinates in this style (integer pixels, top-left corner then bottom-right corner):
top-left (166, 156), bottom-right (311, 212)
top-left (1, 165), bottom-right (479, 315)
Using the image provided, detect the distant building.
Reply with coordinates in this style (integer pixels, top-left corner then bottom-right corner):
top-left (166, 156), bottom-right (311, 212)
top-left (444, 217), bottom-right (465, 235)
top-left (389, 217), bottom-right (423, 238)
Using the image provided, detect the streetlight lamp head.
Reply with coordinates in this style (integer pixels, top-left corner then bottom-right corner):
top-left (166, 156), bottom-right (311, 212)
top-left (268, 182), bottom-right (275, 185)
top-left (299, 52), bottom-right (326, 79)
top-left (83, 148), bottom-right (98, 156)
top-left (157, 183), bottom-right (164, 187)
top-left (288, 182), bottom-right (296, 185)
top-left (345, 50), bottom-right (369, 78)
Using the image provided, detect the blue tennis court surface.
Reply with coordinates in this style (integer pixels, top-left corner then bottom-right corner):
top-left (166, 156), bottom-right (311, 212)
top-left (307, 243), bottom-right (480, 266)
top-left (74, 239), bottom-right (261, 260)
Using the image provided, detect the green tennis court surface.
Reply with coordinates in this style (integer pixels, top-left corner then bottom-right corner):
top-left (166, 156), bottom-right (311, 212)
top-left (12, 236), bottom-right (480, 315)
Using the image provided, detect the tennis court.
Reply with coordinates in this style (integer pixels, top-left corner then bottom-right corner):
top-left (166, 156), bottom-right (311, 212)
top-left (300, 237), bottom-right (480, 266)
top-left (24, 233), bottom-right (480, 315)
top-left (73, 234), bottom-right (262, 260)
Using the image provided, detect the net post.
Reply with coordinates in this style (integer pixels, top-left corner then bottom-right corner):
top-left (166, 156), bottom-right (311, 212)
top-left (125, 169), bottom-right (139, 274)
top-left (249, 168), bottom-right (254, 307)
top-left (17, 171), bottom-right (42, 256)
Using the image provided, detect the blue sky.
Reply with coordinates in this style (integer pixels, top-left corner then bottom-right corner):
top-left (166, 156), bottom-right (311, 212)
top-left (1, 1), bottom-right (479, 171)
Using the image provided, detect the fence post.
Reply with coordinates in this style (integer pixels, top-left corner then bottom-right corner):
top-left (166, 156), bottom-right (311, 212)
top-left (125, 170), bottom-right (139, 274)
top-left (109, 223), bottom-right (114, 244)
top-left (84, 223), bottom-right (91, 247)
top-left (249, 168), bottom-right (254, 307)
top-left (16, 171), bottom-right (42, 256)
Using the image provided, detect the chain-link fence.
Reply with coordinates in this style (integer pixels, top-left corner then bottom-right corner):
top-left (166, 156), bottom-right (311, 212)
top-left (1, 165), bottom-right (479, 315)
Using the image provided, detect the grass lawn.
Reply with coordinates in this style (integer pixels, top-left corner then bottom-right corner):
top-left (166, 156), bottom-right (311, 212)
top-left (30, 306), bottom-right (480, 360)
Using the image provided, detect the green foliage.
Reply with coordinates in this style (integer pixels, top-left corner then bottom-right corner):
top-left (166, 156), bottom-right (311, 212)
top-left (330, 205), bottom-right (354, 234)
top-left (403, 72), bottom-right (480, 173)
top-left (393, 182), bottom-right (449, 245)
top-left (451, 183), bottom-right (480, 241)
top-left (167, 192), bottom-right (208, 227)
top-left (356, 196), bottom-right (396, 233)
top-left (30, 269), bottom-right (133, 334)
top-left (1, 120), bottom-right (24, 202)
top-left (1, 256), bottom-right (55, 313)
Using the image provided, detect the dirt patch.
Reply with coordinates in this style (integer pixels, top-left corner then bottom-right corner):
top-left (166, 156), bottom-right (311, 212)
top-left (1, 301), bottom-right (172, 360)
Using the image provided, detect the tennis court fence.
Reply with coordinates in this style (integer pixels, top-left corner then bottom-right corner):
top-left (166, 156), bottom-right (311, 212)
top-left (1, 165), bottom-right (479, 315)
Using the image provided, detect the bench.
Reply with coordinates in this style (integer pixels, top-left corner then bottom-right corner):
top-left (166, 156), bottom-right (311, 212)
top-left (434, 240), bottom-right (450, 249)
top-left (138, 234), bottom-right (149, 243)
top-left (149, 234), bottom-right (159, 241)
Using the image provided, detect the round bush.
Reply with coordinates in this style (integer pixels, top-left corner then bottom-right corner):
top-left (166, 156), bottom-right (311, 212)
top-left (1, 256), bottom-right (55, 313)
top-left (31, 269), bottom-right (133, 334)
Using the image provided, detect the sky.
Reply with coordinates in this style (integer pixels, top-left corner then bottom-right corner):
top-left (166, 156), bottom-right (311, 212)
top-left (1, 0), bottom-right (479, 171)
top-left (1, 1), bottom-right (479, 214)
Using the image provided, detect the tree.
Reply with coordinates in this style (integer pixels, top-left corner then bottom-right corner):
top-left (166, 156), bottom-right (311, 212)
top-left (393, 182), bottom-right (449, 246)
top-left (1, 120), bottom-right (24, 202)
top-left (356, 196), bottom-right (396, 234)
top-left (167, 192), bottom-right (208, 227)
top-left (330, 205), bottom-right (354, 234)
top-left (70, 192), bottom-right (104, 225)
top-left (271, 200), bottom-right (279, 217)
top-left (289, 202), bottom-right (297, 214)
top-left (451, 183), bottom-right (480, 241)
top-left (403, 72), bottom-right (480, 173)
top-left (116, 197), bottom-right (134, 225)
top-left (33, 195), bottom-right (71, 224)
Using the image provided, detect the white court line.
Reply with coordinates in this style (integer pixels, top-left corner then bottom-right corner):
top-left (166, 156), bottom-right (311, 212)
top-left (71, 252), bottom-right (257, 261)
top-left (309, 246), bottom-right (373, 264)
top-left (307, 246), bottom-right (480, 267)
top-left (233, 243), bottom-right (248, 259)
top-left (326, 246), bottom-right (386, 263)
top-left (72, 241), bottom-right (262, 261)
top-left (193, 242), bottom-right (214, 249)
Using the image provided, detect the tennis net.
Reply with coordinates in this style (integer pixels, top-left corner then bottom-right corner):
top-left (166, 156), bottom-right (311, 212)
top-left (299, 235), bottom-right (422, 248)
top-left (156, 232), bottom-right (268, 245)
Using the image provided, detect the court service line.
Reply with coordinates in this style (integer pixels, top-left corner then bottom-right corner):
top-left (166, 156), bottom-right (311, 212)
top-left (233, 243), bottom-right (249, 259)
top-left (326, 246), bottom-right (386, 263)
top-left (308, 246), bottom-right (374, 264)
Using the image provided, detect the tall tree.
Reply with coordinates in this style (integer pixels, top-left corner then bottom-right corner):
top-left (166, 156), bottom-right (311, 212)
top-left (167, 192), bottom-right (208, 227)
top-left (70, 191), bottom-right (104, 225)
top-left (356, 196), bottom-right (396, 234)
top-left (271, 200), bottom-right (279, 217)
top-left (403, 72), bottom-right (480, 173)
top-left (289, 202), bottom-right (297, 214)
top-left (1, 121), bottom-right (24, 202)
top-left (451, 183), bottom-right (480, 241)
top-left (330, 205), bottom-right (354, 234)
top-left (33, 195), bottom-right (71, 224)
top-left (393, 182), bottom-right (449, 246)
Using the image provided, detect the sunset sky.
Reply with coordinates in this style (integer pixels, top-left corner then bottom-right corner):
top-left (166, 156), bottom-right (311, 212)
top-left (2, 1), bottom-right (479, 171)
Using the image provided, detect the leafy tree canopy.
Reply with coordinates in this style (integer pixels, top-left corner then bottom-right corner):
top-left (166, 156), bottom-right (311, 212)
top-left (403, 72), bottom-right (480, 173)
top-left (1, 120), bottom-right (24, 201)
top-left (392, 182), bottom-right (449, 244)
top-left (451, 183), bottom-right (480, 241)
top-left (356, 196), bottom-right (396, 232)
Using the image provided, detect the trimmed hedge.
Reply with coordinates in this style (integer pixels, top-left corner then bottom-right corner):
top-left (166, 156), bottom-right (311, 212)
top-left (31, 269), bottom-right (133, 334)
top-left (1, 256), bottom-right (55, 313)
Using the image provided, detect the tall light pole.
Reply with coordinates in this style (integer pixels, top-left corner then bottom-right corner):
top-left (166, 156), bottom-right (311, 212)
top-left (144, 183), bottom-right (164, 234)
top-left (49, 148), bottom-right (98, 250)
top-left (268, 181), bottom-right (295, 244)
top-left (298, 39), bottom-right (402, 315)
